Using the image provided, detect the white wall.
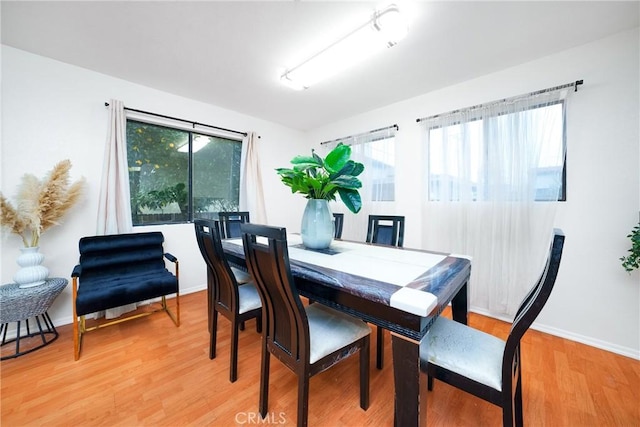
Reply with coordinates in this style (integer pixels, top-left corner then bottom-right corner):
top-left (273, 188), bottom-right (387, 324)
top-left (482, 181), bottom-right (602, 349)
top-left (0, 46), bottom-right (308, 327)
top-left (309, 28), bottom-right (640, 359)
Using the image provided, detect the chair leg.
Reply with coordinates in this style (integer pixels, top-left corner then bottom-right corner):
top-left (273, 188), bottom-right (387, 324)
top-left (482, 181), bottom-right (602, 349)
top-left (256, 316), bottom-right (262, 334)
top-left (73, 315), bottom-right (80, 361)
top-left (427, 375), bottom-right (434, 391)
top-left (503, 384), bottom-right (515, 427)
top-left (514, 375), bottom-right (523, 427)
top-left (360, 337), bottom-right (370, 410)
top-left (210, 310), bottom-right (218, 360)
top-left (259, 346), bottom-right (270, 418)
top-left (230, 322), bottom-right (239, 383)
top-left (376, 326), bottom-right (384, 369)
top-left (297, 373), bottom-right (310, 427)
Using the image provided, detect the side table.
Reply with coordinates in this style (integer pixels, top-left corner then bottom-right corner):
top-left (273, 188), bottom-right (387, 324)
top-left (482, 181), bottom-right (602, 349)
top-left (0, 277), bottom-right (68, 360)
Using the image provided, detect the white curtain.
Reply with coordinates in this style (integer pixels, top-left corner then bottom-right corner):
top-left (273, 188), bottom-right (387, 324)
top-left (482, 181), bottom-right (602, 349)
top-left (240, 131), bottom-right (267, 224)
top-left (421, 88), bottom-right (572, 315)
top-left (97, 99), bottom-right (136, 318)
top-left (323, 126), bottom-right (397, 241)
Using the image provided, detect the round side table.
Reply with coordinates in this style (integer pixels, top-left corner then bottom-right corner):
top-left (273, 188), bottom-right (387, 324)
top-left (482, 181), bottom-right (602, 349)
top-left (0, 277), bottom-right (68, 360)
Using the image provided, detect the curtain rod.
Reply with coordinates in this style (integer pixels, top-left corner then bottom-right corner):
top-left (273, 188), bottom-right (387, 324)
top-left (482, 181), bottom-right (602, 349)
top-left (104, 102), bottom-right (248, 137)
top-left (320, 124), bottom-right (399, 146)
top-left (415, 79), bottom-right (584, 123)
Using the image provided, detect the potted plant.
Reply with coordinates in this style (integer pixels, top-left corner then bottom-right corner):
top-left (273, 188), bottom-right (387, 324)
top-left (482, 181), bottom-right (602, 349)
top-left (0, 160), bottom-right (84, 287)
top-left (276, 143), bottom-right (364, 249)
top-left (620, 222), bottom-right (640, 273)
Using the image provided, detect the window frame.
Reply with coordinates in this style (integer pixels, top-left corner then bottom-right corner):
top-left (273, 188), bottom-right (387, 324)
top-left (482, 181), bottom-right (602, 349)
top-left (126, 118), bottom-right (243, 226)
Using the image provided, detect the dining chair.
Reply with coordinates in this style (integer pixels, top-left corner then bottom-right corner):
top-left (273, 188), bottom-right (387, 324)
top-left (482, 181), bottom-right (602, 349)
top-left (194, 219), bottom-right (262, 383)
top-left (214, 212), bottom-right (252, 286)
top-left (240, 223), bottom-right (371, 427)
top-left (217, 211), bottom-right (250, 239)
top-left (366, 214), bottom-right (405, 247)
top-left (422, 229), bottom-right (565, 427)
top-left (333, 212), bottom-right (344, 239)
top-left (365, 214), bottom-right (405, 369)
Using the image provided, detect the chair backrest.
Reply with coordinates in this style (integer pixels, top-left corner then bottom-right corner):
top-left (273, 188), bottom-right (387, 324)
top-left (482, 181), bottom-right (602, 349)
top-left (217, 211), bottom-right (250, 239)
top-left (366, 215), bottom-right (405, 247)
top-left (78, 232), bottom-right (167, 280)
top-left (505, 229), bottom-right (565, 358)
top-left (333, 213), bottom-right (344, 239)
top-left (194, 218), bottom-right (240, 313)
top-left (240, 223), bottom-right (309, 365)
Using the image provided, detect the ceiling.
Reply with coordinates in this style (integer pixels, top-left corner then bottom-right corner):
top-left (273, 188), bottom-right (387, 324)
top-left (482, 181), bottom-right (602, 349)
top-left (2, 1), bottom-right (638, 131)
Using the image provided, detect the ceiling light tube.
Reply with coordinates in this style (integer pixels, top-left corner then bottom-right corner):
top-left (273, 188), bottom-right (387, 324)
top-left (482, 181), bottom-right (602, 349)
top-left (281, 4), bottom-right (408, 90)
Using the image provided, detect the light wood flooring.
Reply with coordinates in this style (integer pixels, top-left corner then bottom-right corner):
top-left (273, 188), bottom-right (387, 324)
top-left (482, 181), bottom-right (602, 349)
top-left (1, 291), bottom-right (638, 426)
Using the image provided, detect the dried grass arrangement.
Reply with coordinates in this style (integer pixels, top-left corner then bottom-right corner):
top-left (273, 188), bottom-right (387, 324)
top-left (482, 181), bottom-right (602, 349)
top-left (0, 160), bottom-right (85, 247)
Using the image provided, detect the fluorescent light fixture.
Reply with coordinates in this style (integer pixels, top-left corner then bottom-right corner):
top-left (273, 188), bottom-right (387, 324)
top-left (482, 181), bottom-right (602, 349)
top-left (281, 4), bottom-right (408, 90)
top-left (178, 135), bottom-right (210, 153)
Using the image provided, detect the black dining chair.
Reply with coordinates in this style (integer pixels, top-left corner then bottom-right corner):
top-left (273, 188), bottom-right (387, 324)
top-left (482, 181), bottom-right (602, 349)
top-left (241, 223), bottom-right (371, 427)
top-left (365, 214), bottom-right (405, 369)
top-left (216, 212), bottom-right (252, 286)
top-left (333, 212), bottom-right (344, 239)
top-left (194, 219), bottom-right (262, 383)
top-left (366, 214), bottom-right (405, 247)
top-left (422, 229), bottom-right (565, 427)
top-left (217, 211), bottom-right (250, 239)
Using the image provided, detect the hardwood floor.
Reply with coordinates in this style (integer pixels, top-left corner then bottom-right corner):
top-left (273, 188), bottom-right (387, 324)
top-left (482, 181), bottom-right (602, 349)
top-left (1, 291), bottom-right (638, 426)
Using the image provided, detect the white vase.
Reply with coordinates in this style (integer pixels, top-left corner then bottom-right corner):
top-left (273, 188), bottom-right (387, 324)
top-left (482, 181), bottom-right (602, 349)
top-left (301, 199), bottom-right (334, 250)
top-left (14, 246), bottom-right (49, 288)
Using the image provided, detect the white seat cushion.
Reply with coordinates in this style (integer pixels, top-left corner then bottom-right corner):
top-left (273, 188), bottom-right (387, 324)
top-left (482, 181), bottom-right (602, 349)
top-left (231, 267), bottom-right (251, 284)
top-left (238, 283), bottom-right (261, 314)
top-left (306, 304), bottom-right (371, 365)
top-left (423, 317), bottom-right (505, 391)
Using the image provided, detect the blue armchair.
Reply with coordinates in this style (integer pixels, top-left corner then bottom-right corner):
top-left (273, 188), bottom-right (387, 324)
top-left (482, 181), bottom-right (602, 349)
top-left (71, 232), bottom-right (180, 360)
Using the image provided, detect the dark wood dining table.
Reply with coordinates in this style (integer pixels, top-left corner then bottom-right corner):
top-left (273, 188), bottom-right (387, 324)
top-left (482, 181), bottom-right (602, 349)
top-left (222, 235), bottom-right (471, 427)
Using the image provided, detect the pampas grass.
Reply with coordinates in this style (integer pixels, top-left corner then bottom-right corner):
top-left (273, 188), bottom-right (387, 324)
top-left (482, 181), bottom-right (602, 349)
top-left (0, 160), bottom-right (85, 247)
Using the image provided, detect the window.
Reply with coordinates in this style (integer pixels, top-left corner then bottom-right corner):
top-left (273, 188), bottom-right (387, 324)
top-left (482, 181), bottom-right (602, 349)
top-left (354, 136), bottom-right (396, 201)
top-left (126, 120), bottom-right (242, 225)
top-left (329, 125), bottom-right (397, 203)
top-left (427, 101), bottom-right (566, 202)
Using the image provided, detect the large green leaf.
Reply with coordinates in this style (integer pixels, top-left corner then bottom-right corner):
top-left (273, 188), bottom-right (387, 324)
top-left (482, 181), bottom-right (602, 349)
top-left (324, 143), bottom-right (351, 174)
top-left (291, 155), bottom-right (321, 166)
top-left (332, 176), bottom-right (362, 189)
top-left (330, 160), bottom-right (365, 180)
top-left (337, 188), bottom-right (362, 214)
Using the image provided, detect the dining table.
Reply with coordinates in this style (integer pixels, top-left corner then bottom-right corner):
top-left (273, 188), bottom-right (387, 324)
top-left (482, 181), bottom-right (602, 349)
top-left (222, 234), bottom-right (471, 427)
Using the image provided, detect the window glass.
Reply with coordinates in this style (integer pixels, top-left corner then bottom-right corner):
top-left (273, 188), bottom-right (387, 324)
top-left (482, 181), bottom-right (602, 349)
top-left (126, 120), bottom-right (241, 225)
top-left (427, 102), bottom-right (565, 202)
top-left (352, 136), bottom-right (395, 201)
top-left (192, 134), bottom-right (242, 214)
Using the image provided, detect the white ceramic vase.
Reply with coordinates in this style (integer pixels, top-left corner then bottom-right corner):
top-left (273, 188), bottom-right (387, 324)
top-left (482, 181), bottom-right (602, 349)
top-left (14, 246), bottom-right (49, 288)
top-left (300, 199), bottom-right (334, 250)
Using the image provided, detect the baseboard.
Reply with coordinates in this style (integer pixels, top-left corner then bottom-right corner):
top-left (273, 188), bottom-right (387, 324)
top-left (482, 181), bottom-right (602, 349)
top-left (470, 306), bottom-right (640, 361)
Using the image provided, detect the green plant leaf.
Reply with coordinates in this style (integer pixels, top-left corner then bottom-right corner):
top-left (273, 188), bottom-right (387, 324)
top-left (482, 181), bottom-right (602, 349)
top-left (291, 155), bottom-right (321, 166)
top-left (337, 188), bottom-right (362, 214)
top-left (332, 176), bottom-right (362, 189)
top-left (276, 142), bottom-right (364, 213)
top-left (324, 143), bottom-right (351, 174)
